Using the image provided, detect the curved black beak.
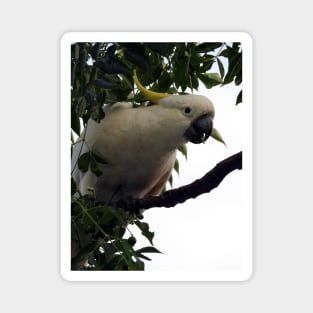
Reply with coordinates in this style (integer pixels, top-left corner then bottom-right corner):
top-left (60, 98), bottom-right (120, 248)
top-left (184, 114), bottom-right (213, 144)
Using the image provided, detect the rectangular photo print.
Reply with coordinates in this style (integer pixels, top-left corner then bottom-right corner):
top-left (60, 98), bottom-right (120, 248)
top-left (60, 32), bottom-right (253, 281)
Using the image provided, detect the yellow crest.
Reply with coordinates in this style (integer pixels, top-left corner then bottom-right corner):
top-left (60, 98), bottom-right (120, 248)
top-left (133, 69), bottom-right (169, 103)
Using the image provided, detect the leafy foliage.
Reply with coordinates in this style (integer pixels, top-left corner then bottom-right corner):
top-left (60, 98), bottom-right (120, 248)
top-left (71, 41), bottom-right (242, 270)
top-left (71, 197), bottom-right (160, 270)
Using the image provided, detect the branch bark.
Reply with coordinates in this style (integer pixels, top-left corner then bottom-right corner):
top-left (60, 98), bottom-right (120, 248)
top-left (118, 151), bottom-right (242, 211)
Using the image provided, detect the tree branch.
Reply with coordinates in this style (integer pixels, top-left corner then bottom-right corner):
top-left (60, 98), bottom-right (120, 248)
top-left (118, 151), bottom-right (242, 211)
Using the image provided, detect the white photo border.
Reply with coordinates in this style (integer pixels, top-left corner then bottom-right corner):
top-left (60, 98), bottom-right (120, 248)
top-left (60, 32), bottom-right (253, 281)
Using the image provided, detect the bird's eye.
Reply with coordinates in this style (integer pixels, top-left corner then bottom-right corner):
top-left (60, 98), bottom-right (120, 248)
top-left (184, 107), bottom-right (192, 115)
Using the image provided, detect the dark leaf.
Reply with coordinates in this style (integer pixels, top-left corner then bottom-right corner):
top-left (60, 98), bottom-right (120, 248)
top-left (219, 45), bottom-right (233, 57)
top-left (174, 159), bottom-right (179, 174)
top-left (232, 42), bottom-right (241, 51)
top-left (90, 43), bottom-right (100, 61)
top-left (217, 58), bottom-right (225, 79)
top-left (189, 50), bottom-right (203, 68)
top-left (71, 64), bottom-right (76, 87)
top-left (78, 44), bottom-right (86, 69)
top-left (133, 257), bottom-right (147, 268)
top-left (157, 71), bottom-right (172, 92)
top-left (223, 52), bottom-right (242, 85)
top-left (124, 49), bottom-right (151, 72)
top-left (189, 73), bottom-right (199, 90)
top-left (168, 174), bottom-right (173, 187)
top-left (178, 144), bottom-right (188, 160)
top-left (92, 151), bottom-right (107, 164)
top-left (101, 242), bottom-right (116, 263)
top-left (71, 241), bottom-right (99, 270)
top-left (71, 108), bottom-right (81, 136)
top-left (173, 44), bottom-right (190, 91)
top-left (76, 96), bottom-right (88, 118)
top-left (136, 246), bottom-right (162, 254)
top-left (74, 43), bottom-right (79, 60)
top-left (136, 253), bottom-right (152, 261)
top-left (134, 221), bottom-right (154, 245)
top-left (235, 70), bottom-right (242, 85)
top-left (90, 106), bottom-right (105, 123)
top-left (85, 90), bottom-right (95, 105)
top-left (113, 225), bottom-right (126, 238)
top-left (198, 56), bottom-right (215, 73)
top-left (77, 152), bottom-right (91, 172)
top-left (195, 42), bottom-right (223, 53)
top-left (144, 43), bottom-right (172, 56)
top-left (95, 55), bottom-right (130, 75)
top-left (199, 73), bottom-right (222, 89)
top-left (107, 44), bottom-right (116, 55)
top-left (97, 206), bottom-right (119, 226)
top-left (91, 78), bottom-right (118, 89)
top-left (88, 255), bottom-right (96, 266)
top-left (90, 158), bottom-right (102, 177)
top-left (236, 90), bottom-right (242, 105)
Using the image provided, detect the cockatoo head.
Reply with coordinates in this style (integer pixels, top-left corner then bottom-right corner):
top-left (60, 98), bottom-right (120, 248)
top-left (133, 70), bottom-right (222, 145)
top-left (158, 94), bottom-right (214, 144)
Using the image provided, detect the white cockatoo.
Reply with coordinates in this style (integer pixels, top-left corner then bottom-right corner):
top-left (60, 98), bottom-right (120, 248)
top-left (72, 71), bottom-right (220, 203)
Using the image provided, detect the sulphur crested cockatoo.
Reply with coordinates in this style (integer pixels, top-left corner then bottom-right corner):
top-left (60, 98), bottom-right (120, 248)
top-left (72, 71), bottom-right (219, 203)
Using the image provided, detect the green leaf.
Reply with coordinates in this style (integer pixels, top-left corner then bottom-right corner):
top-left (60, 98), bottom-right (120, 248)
top-left (223, 52), bottom-right (242, 85)
top-left (74, 43), bottom-right (79, 60)
top-left (173, 44), bottom-right (189, 91)
top-left (236, 90), bottom-right (242, 105)
top-left (157, 70), bottom-right (172, 92)
top-left (90, 106), bottom-right (105, 123)
top-left (134, 221), bottom-right (154, 245)
top-left (71, 241), bottom-right (100, 270)
top-left (168, 174), bottom-right (173, 187)
top-left (178, 144), bottom-right (188, 160)
top-left (113, 225), bottom-right (126, 238)
top-left (135, 246), bottom-right (162, 262)
top-left (198, 56), bottom-right (215, 73)
top-left (95, 55), bottom-right (130, 75)
top-left (195, 42), bottom-right (223, 53)
top-left (90, 158), bottom-right (102, 176)
top-left (199, 73), bottom-right (222, 89)
top-left (133, 257), bottom-right (145, 270)
top-left (174, 159), bottom-right (179, 174)
top-left (97, 206), bottom-right (119, 226)
top-left (124, 48), bottom-right (151, 72)
top-left (217, 58), bottom-right (225, 79)
top-left (77, 152), bottom-right (91, 172)
top-left (92, 151), bottom-right (108, 164)
top-left (211, 128), bottom-right (226, 146)
top-left (92, 78), bottom-right (118, 89)
top-left (85, 90), bottom-right (95, 105)
top-left (90, 43), bottom-right (100, 61)
top-left (189, 73), bottom-right (199, 91)
top-left (135, 253), bottom-right (152, 261)
top-left (207, 72), bottom-right (223, 83)
top-left (144, 43), bottom-right (173, 56)
top-left (101, 242), bottom-right (116, 263)
top-left (136, 246), bottom-right (162, 254)
top-left (71, 108), bottom-right (81, 136)
top-left (235, 70), bottom-right (242, 85)
top-left (71, 131), bottom-right (75, 144)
